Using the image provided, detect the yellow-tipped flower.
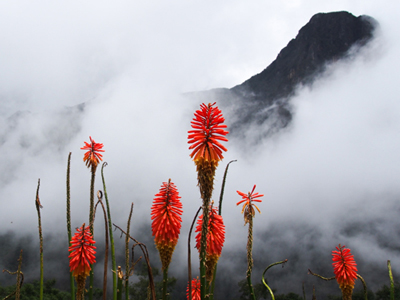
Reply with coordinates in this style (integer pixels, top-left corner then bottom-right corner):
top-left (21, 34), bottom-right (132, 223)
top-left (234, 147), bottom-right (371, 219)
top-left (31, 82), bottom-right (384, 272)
top-left (151, 179), bottom-right (183, 270)
top-left (236, 185), bottom-right (263, 225)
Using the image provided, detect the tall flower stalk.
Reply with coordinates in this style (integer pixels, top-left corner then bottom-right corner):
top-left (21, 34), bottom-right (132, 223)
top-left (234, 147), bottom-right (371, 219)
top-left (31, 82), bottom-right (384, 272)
top-left (81, 136), bottom-right (104, 299)
top-left (34, 179), bottom-right (43, 300)
top-left (69, 223), bottom-right (96, 300)
top-left (66, 153), bottom-right (75, 299)
top-left (151, 179), bottom-right (183, 300)
top-left (101, 162), bottom-right (117, 299)
top-left (188, 102), bottom-right (228, 299)
top-left (237, 185), bottom-right (263, 300)
top-left (332, 244), bottom-right (358, 300)
top-left (195, 204), bottom-right (225, 287)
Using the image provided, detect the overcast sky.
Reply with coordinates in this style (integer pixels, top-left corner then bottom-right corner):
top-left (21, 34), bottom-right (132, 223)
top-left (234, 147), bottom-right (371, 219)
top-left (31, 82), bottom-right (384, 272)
top-left (1, 0), bottom-right (400, 296)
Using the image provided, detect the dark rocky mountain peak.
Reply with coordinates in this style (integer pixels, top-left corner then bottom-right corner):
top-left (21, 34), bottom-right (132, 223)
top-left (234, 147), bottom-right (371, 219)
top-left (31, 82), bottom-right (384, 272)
top-left (189, 11), bottom-right (377, 140)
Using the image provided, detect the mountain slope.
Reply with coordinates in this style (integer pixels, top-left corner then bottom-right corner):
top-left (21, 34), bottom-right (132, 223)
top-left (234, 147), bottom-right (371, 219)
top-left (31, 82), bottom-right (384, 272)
top-left (189, 11), bottom-right (377, 138)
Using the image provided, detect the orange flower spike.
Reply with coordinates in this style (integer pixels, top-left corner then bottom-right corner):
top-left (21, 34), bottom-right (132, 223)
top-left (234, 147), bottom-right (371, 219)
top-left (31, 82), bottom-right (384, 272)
top-left (81, 136), bottom-right (104, 169)
top-left (332, 244), bottom-right (358, 285)
top-left (68, 223), bottom-right (96, 278)
top-left (188, 102), bottom-right (228, 162)
top-left (151, 179), bottom-right (183, 270)
top-left (332, 244), bottom-right (358, 300)
top-left (195, 206), bottom-right (225, 282)
top-left (187, 277), bottom-right (201, 300)
top-left (236, 185), bottom-right (263, 224)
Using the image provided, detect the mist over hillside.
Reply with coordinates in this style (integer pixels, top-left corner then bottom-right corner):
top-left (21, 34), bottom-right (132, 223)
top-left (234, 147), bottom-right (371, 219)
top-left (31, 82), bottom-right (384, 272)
top-left (0, 2), bottom-right (400, 299)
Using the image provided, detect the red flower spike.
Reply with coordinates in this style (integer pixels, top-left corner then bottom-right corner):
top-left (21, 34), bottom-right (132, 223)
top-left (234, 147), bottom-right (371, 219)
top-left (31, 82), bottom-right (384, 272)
top-left (151, 179), bottom-right (183, 270)
top-left (188, 102), bottom-right (228, 162)
top-left (81, 136), bottom-right (104, 169)
top-left (195, 205), bottom-right (225, 282)
top-left (186, 277), bottom-right (201, 300)
top-left (236, 185), bottom-right (263, 225)
top-left (69, 223), bottom-right (96, 278)
top-left (332, 244), bottom-right (358, 287)
top-left (195, 206), bottom-right (225, 257)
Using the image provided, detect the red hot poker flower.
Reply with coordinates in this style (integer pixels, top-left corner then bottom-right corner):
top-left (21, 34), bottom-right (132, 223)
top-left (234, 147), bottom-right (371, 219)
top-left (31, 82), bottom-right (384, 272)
top-left (195, 206), bottom-right (225, 257)
top-left (188, 102), bottom-right (228, 162)
top-left (332, 244), bottom-right (358, 287)
top-left (195, 205), bottom-right (225, 282)
top-left (186, 277), bottom-right (201, 300)
top-left (236, 185), bottom-right (263, 225)
top-left (151, 179), bottom-right (183, 270)
top-left (81, 136), bottom-right (104, 169)
top-left (69, 223), bottom-right (96, 278)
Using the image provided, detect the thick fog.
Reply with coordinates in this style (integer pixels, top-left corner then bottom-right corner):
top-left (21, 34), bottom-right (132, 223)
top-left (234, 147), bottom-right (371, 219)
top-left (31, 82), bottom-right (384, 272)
top-left (1, 1), bottom-right (400, 298)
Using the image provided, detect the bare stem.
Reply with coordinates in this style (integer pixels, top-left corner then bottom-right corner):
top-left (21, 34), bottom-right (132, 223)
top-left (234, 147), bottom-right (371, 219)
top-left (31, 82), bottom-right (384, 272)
top-left (188, 207), bottom-right (202, 300)
top-left (66, 152), bottom-right (75, 300)
top-left (113, 223), bottom-right (156, 300)
top-left (125, 203), bottom-right (134, 300)
top-left (262, 259), bottom-right (288, 300)
top-left (35, 179), bottom-right (43, 300)
top-left (95, 193), bottom-right (109, 300)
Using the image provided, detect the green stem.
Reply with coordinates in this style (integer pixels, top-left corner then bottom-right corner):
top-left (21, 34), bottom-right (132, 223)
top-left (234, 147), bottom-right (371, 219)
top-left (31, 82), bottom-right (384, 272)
top-left (88, 165), bottom-right (96, 300)
top-left (35, 179), bottom-right (43, 300)
top-left (200, 202), bottom-right (210, 300)
top-left (117, 267), bottom-right (123, 300)
top-left (388, 260), bottom-right (395, 300)
top-left (218, 160), bottom-right (236, 216)
top-left (246, 216), bottom-right (256, 300)
top-left (262, 259), bottom-right (288, 300)
top-left (125, 203), bottom-right (134, 300)
top-left (102, 162), bottom-right (117, 299)
top-left (15, 250), bottom-right (23, 300)
top-left (307, 269), bottom-right (335, 281)
top-left (209, 160), bottom-right (236, 300)
top-left (357, 274), bottom-right (368, 300)
top-left (95, 195), bottom-right (109, 300)
top-left (188, 207), bottom-right (202, 300)
top-left (162, 268), bottom-right (168, 300)
top-left (66, 153), bottom-right (76, 300)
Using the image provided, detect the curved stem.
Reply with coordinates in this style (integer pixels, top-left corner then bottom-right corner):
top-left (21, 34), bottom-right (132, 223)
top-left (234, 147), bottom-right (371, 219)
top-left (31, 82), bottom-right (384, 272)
top-left (188, 207), bottom-right (202, 300)
top-left (388, 260), bottom-right (395, 300)
top-left (262, 259), bottom-right (288, 300)
top-left (95, 194), bottom-right (109, 300)
top-left (218, 160), bottom-right (236, 216)
top-left (357, 274), bottom-right (368, 300)
top-left (307, 269), bottom-right (335, 281)
top-left (209, 160), bottom-right (236, 300)
top-left (101, 162), bottom-right (117, 299)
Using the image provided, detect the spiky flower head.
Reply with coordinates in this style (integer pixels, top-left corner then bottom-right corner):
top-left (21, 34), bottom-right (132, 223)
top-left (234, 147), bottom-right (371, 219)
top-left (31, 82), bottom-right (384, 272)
top-left (195, 205), bottom-right (225, 282)
top-left (332, 244), bottom-right (358, 300)
top-left (81, 136), bottom-right (104, 169)
top-left (187, 277), bottom-right (201, 300)
top-left (236, 185), bottom-right (263, 225)
top-left (188, 102), bottom-right (228, 163)
top-left (151, 179), bottom-right (183, 270)
top-left (69, 223), bottom-right (96, 278)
